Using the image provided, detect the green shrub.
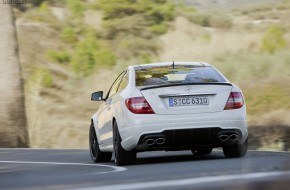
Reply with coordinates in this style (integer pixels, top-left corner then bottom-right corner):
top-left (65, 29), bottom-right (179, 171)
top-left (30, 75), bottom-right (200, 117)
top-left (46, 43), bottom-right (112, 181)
top-left (147, 23), bottom-right (167, 34)
top-left (143, 1), bottom-right (175, 24)
top-left (70, 31), bottom-right (116, 76)
top-left (209, 14), bottom-right (232, 29)
top-left (202, 33), bottom-right (211, 43)
top-left (140, 53), bottom-right (153, 64)
top-left (97, 0), bottom-right (176, 21)
top-left (261, 26), bottom-right (287, 54)
top-left (175, 3), bottom-right (197, 15)
top-left (65, 0), bottom-right (84, 17)
top-left (42, 70), bottom-right (53, 88)
top-left (39, 1), bottom-right (49, 12)
top-left (24, 1), bottom-right (55, 23)
top-left (117, 36), bottom-right (159, 59)
top-left (102, 16), bottom-right (148, 39)
top-left (70, 40), bottom-right (98, 76)
top-left (96, 0), bottom-right (140, 19)
top-left (187, 12), bottom-right (211, 27)
top-left (31, 68), bottom-right (53, 88)
top-left (187, 12), bottom-right (232, 29)
top-left (47, 50), bottom-right (70, 63)
top-left (97, 0), bottom-right (175, 36)
top-left (95, 49), bottom-right (116, 66)
top-left (60, 27), bottom-right (77, 43)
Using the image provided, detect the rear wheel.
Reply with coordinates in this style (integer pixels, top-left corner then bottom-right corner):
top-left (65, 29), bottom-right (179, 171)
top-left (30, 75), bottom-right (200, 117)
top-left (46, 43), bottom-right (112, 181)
top-left (89, 124), bottom-right (112, 162)
top-left (223, 138), bottom-right (248, 158)
top-left (113, 122), bottom-right (136, 166)
top-left (191, 147), bottom-right (213, 156)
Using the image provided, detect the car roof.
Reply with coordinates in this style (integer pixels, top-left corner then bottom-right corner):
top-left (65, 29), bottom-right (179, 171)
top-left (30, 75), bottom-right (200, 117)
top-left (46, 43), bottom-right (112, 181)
top-left (132, 62), bottom-right (212, 69)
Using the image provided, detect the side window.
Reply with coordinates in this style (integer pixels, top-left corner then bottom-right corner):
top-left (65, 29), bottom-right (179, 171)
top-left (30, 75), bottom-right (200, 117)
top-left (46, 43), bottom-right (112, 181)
top-left (117, 72), bottom-right (128, 92)
top-left (107, 71), bottom-right (126, 98)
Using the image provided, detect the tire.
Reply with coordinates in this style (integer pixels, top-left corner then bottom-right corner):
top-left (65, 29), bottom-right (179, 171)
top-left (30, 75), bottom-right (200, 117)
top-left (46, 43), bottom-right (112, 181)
top-left (89, 124), bottom-right (112, 162)
top-left (223, 138), bottom-right (248, 158)
top-left (191, 147), bottom-right (213, 156)
top-left (113, 122), bottom-right (136, 166)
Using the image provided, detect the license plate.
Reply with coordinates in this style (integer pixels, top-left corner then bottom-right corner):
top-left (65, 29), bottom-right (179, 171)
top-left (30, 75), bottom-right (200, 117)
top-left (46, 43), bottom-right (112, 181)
top-left (169, 96), bottom-right (209, 107)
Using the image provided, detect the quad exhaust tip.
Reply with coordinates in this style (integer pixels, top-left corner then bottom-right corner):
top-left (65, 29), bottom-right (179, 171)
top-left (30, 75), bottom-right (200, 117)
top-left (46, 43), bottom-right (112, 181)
top-left (229, 134), bottom-right (238, 141)
top-left (156, 138), bottom-right (165, 145)
top-left (218, 133), bottom-right (239, 142)
top-left (145, 139), bottom-right (155, 146)
top-left (219, 135), bottom-right (229, 142)
top-left (145, 137), bottom-right (166, 146)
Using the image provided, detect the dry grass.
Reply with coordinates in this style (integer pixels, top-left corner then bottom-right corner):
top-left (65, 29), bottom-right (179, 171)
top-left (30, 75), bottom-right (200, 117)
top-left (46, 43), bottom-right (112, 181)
top-left (160, 17), bottom-right (263, 62)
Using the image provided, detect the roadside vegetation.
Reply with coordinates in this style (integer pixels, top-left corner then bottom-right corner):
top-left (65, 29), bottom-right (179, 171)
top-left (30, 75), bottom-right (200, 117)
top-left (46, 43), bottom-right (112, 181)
top-left (14, 0), bottom-right (290, 149)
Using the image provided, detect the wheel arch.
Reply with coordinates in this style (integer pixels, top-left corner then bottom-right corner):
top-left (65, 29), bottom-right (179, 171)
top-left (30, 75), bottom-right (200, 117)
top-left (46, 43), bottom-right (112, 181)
top-left (91, 116), bottom-right (101, 144)
top-left (112, 117), bottom-right (117, 130)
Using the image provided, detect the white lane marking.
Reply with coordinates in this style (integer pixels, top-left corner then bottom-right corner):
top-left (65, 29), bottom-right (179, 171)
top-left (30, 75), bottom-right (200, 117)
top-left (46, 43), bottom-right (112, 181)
top-left (72, 171), bottom-right (290, 190)
top-left (0, 148), bottom-right (87, 150)
top-left (0, 161), bottom-right (126, 174)
top-left (248, 150), bottom-right (290, 154)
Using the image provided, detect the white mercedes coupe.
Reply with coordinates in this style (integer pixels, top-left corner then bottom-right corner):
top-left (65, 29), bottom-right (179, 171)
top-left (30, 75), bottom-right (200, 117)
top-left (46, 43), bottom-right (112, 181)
top-left (89, 62), bottom-right (248, 166)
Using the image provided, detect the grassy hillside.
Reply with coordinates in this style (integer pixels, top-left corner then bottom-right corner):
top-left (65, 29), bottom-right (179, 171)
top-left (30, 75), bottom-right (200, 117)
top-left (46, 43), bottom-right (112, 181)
top-left (14, 0), bottom-right (290, 149)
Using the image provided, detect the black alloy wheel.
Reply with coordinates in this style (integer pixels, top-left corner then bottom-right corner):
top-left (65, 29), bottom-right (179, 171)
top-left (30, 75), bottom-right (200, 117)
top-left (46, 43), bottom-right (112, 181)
top-left (89, 124), bottom-right (112, 162)
top-left (113, 122), bottom-right (136, 166)
top-left (223, 138), bottom-right (248, 158)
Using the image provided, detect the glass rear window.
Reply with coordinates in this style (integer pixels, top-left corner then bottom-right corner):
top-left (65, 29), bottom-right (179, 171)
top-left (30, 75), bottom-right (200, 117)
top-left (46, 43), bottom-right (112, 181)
top-left (135, 65), bottom-right (226, 87)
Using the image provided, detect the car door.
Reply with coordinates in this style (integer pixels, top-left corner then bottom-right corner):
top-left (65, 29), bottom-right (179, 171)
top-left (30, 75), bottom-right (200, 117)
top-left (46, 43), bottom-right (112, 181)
top-left (98, 71), bottom-right (127, 147)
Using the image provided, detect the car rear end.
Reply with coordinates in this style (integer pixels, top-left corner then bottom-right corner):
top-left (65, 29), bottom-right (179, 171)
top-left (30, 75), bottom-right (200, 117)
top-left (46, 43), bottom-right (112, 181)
top-left (119, 62), bottom-right (247, 154)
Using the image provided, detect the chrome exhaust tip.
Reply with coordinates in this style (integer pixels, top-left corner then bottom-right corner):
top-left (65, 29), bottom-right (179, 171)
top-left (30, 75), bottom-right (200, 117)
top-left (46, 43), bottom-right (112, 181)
top-left (229, 134), bottom-right (238, 141)
top-left (145, 139), bottom-right (155, 146)
top-left (219, 135), bottom-right (229, 142)
top-left (156, 138), bottom-right (165, 145)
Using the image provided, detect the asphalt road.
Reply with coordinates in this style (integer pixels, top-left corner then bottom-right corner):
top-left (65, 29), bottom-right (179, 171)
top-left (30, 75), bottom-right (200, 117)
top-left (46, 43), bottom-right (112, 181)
top-left (0, 149), bottom-right (290, 190)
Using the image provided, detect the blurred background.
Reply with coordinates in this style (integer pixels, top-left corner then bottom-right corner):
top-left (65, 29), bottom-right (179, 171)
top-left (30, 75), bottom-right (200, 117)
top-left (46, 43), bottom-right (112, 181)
top-left (4, 0), bottom-right (290, 149)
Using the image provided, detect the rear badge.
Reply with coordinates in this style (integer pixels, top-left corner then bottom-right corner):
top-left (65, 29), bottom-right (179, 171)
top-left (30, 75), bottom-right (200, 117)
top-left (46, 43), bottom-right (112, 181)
top-left (185, 86), bottom-right (191, 93)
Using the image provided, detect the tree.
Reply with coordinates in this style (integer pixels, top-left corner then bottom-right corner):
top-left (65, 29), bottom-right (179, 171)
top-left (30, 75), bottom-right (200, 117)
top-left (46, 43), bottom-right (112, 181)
top-left (0, 4), bottom-right (29, 147)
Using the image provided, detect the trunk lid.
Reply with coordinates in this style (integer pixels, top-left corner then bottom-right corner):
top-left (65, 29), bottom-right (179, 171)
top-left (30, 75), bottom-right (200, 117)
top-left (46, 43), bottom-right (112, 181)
top-left (140, 83), bottom-right (232, 115)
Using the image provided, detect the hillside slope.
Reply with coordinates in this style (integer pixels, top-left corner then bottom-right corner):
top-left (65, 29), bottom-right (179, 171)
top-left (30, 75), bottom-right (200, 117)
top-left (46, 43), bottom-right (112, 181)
top-left (14, 0), bottom-right (290, 149)
top-left (175, 0), bottom-right (283, 10)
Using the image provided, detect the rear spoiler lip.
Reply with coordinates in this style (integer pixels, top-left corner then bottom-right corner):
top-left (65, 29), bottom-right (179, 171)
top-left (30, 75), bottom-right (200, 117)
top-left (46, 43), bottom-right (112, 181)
top-left (139, 82), bottom-right (232, 91)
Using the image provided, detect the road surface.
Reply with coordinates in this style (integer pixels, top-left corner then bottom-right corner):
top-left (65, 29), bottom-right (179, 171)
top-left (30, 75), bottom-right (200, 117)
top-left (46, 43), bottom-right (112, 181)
top-left (0, 149), bottom-right (290, 190)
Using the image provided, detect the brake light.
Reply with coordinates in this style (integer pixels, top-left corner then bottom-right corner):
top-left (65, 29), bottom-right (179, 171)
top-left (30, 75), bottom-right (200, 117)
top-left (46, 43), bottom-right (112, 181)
top-left (125, 97), bottom-right (155, 114)
top-left (224, 92), bottom-right (244, 110)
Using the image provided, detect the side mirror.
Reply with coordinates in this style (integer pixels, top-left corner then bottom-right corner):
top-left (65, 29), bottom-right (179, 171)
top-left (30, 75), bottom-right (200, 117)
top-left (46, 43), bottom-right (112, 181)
top-left (91, 91), bottom-right (104, 101)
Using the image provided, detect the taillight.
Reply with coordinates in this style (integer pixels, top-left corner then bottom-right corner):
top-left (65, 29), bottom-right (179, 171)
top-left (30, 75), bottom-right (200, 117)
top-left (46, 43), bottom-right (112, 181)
top-left (224, 92), bottom-right (244, 110)
top-left (125, 97), bottom-right (155, 114)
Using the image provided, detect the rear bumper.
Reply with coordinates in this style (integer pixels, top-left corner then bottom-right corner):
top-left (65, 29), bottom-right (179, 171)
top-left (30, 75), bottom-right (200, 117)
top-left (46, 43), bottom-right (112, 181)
top-left (136, 128), bottom-right (243, 151)
top-left (119, 109), bottom-right (248, 151)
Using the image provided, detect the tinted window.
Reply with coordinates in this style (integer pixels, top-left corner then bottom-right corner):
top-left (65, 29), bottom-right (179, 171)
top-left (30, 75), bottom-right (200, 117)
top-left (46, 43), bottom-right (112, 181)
top-left (107, 71), bottom-right (126, 98)
top-left (117, 72), bottom-right (128, 92)
top-left (135, 66), bottom-right (226, 87)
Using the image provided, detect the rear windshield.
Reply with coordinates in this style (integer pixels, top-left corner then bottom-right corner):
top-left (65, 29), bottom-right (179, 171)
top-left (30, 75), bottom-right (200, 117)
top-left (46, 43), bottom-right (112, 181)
top-left (135, 65), bottom-right (226, 87)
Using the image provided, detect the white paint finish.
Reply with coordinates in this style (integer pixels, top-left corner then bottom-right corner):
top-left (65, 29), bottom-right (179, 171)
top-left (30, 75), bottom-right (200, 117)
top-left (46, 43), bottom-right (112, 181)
top-left (120, 111), bottom-right (247, 151)
top-left (141, 85), bottom-right (232, 115)
top-left (72, 171), bottom-right (290, 190)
